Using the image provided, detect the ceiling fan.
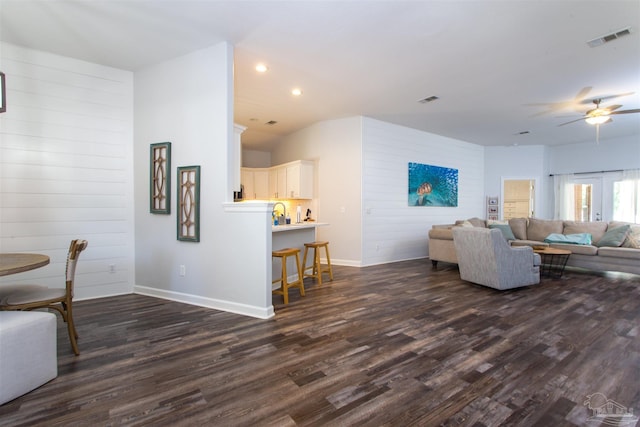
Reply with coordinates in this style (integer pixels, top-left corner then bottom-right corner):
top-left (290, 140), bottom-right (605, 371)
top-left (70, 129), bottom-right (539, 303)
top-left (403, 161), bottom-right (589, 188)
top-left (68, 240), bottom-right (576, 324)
top-left (558, 98), bottom-right (640, 127)
top-left (528, 86), bottom-right (634, 117)
top-left (558, 98), bottom-right (640, 143)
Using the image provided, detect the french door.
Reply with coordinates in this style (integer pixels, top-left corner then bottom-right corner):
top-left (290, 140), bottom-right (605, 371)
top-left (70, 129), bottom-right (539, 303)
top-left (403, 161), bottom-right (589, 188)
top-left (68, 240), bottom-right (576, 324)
top-left (571, 177), bottom-right (603, 222)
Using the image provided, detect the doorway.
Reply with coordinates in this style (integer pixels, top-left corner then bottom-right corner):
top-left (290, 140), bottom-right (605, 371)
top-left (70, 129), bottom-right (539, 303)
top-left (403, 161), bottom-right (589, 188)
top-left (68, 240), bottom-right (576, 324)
top-left (502, 178), bottom-right (535, 220)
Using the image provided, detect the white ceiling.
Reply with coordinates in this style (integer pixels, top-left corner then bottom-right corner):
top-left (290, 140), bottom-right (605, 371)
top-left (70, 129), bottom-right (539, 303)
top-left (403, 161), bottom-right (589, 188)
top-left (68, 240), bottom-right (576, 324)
top-left (2, 0), bottom-right (639, 151)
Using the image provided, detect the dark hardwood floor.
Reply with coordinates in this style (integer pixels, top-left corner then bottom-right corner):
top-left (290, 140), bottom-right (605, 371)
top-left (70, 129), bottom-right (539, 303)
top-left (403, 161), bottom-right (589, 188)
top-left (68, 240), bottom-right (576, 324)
top-left (1, 260), bottom-right (639, 426)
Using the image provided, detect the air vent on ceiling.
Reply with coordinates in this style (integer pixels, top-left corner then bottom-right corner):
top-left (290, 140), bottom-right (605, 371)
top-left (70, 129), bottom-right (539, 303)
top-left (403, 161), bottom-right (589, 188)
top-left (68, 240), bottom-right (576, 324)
top-left (418, 95), bottom-right (439, 104)
top-left (587, 27), bottom-right (632, 47)
top-left (265, 120), bottom-right (278, 125)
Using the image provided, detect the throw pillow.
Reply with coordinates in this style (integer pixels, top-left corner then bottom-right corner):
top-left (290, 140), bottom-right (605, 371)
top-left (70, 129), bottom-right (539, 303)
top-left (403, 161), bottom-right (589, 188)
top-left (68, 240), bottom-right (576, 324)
top-left (508, 218), bottom-right (528, 240)
top-left (563, 221), bottom-right (608, 243)
top-left (527, 218), bottom-right (563, 242)
top-left (597, 225), bottom-right (630, 247)
top-left (489, 223), bottom-right (516, 241)
top-left (467, 217), bottom-right (486, 228)
top-left (544, 233), bottom-right (592, 245)
top-left (622, 225), bottom-right (640, 249)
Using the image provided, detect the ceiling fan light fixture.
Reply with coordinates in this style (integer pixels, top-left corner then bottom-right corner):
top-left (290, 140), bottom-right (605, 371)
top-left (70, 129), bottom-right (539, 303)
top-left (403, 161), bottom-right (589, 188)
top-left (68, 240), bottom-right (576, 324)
top-left (585, 115), bottom-right (610, 125)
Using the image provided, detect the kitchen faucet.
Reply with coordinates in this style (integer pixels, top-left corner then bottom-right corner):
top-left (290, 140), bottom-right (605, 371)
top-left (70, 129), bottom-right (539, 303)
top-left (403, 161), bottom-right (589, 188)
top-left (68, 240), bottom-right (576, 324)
top-left (272, 202), bottom-right (287, 224)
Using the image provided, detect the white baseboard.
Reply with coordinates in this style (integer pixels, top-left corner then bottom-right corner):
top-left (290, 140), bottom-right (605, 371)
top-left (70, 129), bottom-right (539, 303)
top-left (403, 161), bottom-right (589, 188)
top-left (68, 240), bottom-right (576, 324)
top-left (134, 285), bottom-right (275, 319)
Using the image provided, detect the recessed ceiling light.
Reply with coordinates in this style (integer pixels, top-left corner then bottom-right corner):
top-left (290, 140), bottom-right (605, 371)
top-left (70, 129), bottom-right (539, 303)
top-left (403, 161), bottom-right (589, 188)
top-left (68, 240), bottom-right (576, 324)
top-left (255, 63), bottom-right (268, 73)
top-left (291, 88), bottom-right (303, 96)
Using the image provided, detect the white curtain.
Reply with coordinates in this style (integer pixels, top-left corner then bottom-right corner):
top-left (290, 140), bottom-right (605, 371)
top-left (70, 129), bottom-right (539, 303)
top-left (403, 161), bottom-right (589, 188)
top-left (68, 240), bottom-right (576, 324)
top-left (553, 174), bottom-right (575, 220)
top-left (615, 169), bottom-right (640, 223)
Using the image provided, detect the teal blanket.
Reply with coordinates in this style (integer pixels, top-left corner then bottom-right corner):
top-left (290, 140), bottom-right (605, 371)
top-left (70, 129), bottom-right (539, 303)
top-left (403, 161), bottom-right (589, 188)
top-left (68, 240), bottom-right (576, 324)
top-left (544, 233), bottom-right (592, 245)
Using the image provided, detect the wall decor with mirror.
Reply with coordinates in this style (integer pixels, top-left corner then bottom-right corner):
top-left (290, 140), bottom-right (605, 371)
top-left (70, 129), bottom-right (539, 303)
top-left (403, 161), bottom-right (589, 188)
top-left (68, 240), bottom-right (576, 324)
top-left (177, 165), bottom-right (200, 242)
top-left (150, 142), bottom-right (171, 214)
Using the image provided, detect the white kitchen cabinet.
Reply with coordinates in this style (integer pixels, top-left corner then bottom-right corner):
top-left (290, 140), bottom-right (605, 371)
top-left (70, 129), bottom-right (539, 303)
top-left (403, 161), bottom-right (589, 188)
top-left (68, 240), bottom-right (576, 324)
top-left (243, 160), bottom-right (314, 200)
top-left (254, 169), bottom-right (269, 199)
top-left (269, 166), bottom-right (287, 199)
top-left (285, 160), bottom-right (314, 199)
top-left (241, 168), bottom-right (269, 199)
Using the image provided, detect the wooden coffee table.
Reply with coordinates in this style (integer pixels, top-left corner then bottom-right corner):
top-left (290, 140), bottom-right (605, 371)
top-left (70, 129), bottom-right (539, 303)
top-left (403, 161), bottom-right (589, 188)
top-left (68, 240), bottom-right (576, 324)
top-left (533, 247), bottom-right (571, 278)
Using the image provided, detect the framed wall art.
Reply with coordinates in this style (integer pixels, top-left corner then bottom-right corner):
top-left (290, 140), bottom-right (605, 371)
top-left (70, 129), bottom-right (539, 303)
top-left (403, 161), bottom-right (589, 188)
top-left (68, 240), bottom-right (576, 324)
top-left (408, 162), bottom-right (458, 207)
top-left (177, 165), bottom-right (200, 242)
top-left (487, 196), bottom-right (499, 220)
top-left (150, 142), bottom-right (171, 214)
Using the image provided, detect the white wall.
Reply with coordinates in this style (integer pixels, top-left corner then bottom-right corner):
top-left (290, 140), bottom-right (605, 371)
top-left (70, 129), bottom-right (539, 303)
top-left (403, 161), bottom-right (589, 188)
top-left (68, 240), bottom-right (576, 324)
top-left (548, 135), bottom-right (640, 174)
top-left (242, 149), bottom-right (271, 168)
top-left (273, 116), bottom-right (486, 266)
top-left (272, 117), bottom-right (363, 266)
top-left (484, 145), bottom-right (550, 219)
top-left (133, 43), bottom-right (273, 319)
top-left (0, 43), bottom-right (135, 299)
top-left (361, 117), bottom-right (485, 266)
top-left (483, 137), bottom-right (640, 220)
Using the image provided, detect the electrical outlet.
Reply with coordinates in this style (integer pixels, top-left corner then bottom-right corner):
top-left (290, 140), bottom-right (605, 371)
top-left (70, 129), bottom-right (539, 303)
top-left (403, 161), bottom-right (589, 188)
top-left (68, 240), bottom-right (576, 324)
top-left (108, 264), bottom-right (116, 274)
top-left (179, 265), bottom-right (186, 277)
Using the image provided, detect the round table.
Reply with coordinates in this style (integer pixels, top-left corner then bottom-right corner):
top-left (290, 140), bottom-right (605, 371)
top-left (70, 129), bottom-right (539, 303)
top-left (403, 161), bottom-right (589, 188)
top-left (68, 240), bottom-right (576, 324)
top-left (0, 253), bottom-right (50, 276)
top-left (533, 247), bottom-right (571, 278)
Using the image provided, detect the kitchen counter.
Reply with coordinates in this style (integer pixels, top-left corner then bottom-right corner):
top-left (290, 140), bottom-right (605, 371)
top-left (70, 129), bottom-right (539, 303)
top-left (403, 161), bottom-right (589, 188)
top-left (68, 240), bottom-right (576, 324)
top-left (271, 222), bottom-right (329, 285)
top-left (271, 222), bottom-right (329, 232)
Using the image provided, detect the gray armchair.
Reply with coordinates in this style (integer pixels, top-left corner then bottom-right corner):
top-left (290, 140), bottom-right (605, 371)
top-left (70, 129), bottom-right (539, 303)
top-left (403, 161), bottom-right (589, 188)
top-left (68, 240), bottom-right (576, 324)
top-left (452, 227), bottom-right (540, 290)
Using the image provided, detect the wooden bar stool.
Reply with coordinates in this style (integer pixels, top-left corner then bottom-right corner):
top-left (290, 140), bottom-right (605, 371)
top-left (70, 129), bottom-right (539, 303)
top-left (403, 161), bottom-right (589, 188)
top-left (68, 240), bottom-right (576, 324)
top-left (302, 241), bottom-right (334, 285)
top-left (272, 248), bottom-right (305, 305)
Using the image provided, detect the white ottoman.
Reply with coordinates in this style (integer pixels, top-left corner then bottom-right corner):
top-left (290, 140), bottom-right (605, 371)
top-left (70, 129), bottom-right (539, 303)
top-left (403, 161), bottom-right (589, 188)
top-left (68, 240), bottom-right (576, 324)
top-left (0, 311), bottom-right (58, 405)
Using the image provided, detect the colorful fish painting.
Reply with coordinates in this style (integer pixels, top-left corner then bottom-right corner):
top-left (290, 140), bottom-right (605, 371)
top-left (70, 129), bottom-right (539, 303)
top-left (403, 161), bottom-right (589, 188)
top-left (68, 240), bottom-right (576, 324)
top-left (408, 162), bottom-right (458, 207)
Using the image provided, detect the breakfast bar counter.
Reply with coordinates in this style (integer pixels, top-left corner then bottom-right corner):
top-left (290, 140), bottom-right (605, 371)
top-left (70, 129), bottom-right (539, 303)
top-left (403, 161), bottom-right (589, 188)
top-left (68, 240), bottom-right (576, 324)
top-left (272, 222), bottom-right (328, 283)
top-left (271, 222), bottom-right (329, 233)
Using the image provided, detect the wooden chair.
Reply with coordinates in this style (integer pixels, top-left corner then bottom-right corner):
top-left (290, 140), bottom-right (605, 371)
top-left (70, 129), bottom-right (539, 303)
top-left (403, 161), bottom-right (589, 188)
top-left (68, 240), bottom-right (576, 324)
top-left (0, 239), bottom-right (88, 355)
top-left (272, 247), bottom-right (305, 305)
top-left (302, 241), bottom-right (333, 285)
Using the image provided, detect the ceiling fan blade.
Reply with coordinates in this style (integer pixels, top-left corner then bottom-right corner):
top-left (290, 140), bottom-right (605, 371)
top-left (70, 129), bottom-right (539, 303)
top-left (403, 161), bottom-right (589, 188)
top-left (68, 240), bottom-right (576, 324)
top-left (574, 86), bottom-right (593, 102)
top-left (609, 109), bottom-right (640, 115)
top-left (606, 104), bottom-right (623, 112)
top-left (527, 86), bottom-right (594, 117)
top-left (579, 91), bottom-right (635, 105)
top-left (558, 117), bottom-right (587, 126)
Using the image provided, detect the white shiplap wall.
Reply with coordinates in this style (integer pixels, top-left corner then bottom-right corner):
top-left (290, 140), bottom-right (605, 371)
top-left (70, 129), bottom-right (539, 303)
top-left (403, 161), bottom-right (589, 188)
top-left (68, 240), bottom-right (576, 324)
top-left (0, 43), bottom-right (134, 299)
top-left (362, 117), bottom-right (485, 266)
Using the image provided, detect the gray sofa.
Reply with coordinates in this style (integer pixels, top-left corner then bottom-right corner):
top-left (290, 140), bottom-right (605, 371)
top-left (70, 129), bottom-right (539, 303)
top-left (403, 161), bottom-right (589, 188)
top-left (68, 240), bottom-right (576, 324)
top-left (429, 217), bottom-right (640, 276)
